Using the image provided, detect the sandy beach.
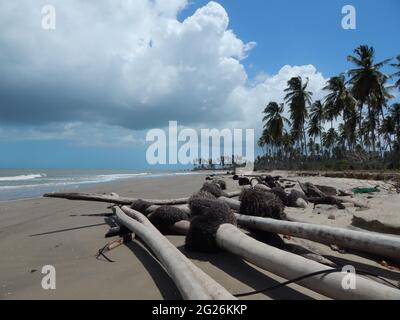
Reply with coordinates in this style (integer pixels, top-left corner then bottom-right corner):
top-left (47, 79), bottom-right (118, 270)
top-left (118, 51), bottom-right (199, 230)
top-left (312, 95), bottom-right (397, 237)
top-left (1, 172), bottom-right (399, 300)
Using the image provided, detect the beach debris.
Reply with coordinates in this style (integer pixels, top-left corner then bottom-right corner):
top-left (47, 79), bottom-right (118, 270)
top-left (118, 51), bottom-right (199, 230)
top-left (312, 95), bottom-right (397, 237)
top-left (379, 260), bottom-right (400, 272)
top-left (200, 182), bottom-right (228, 198)
top-left (43, 190), bottom-right (240, 206)
top-left (148, 206), bottom-right (189, 234)
top-left (184, 200), bottom-right (400, 299)
top-left (283, 183), bottom-right (296, 189)
top-left (105, 225), bottom-right (131, 238)
top-left (328, 214), bottom-right (336, 220)
top-left (238, 177), bottom-right (251, 186)
top-left (239, 188), bottom-right (285, 220)
top-left (287, 190), bottom-right (308, 208)
top-left (330, 244), bottom-right (346, 254)
top-left (338, 189), bottom-right (353, 197)
top-left (299, 182), bottom-right (326, 198)
top-left (314, 185), bottom-right (338, 196)
top-left (270, 187), bottom-right (289, 206)
top-left (130, 199), bottom-right (153, 215)
top-left (254, 183), bottom-right (271, 192)
top-left (115, 206), bottom-right (235, 300)
top-left (235, 213), bottom-right (400, 263)
top-left (352, 186), bottom-right (380, 194)
top-left (96, 234), bottom-right (134, 262)
top-left (308, 196), bottom-right (346, 210)
top-left (214, 179), bottom-right (227, 190)
top-left (264, 175), bottom-right (280, 188)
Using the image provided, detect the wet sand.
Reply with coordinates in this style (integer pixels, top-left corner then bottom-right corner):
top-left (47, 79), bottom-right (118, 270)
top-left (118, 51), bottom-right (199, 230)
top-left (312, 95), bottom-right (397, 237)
top-left (1, 172), bottom-right (399, 300)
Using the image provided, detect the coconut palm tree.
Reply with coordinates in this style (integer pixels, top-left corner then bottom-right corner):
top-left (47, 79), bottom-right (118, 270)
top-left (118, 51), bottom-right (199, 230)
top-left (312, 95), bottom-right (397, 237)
top-left (347, 45), bottom-right (391, 151)
top-left (284, 77), bottom-right (313, 155)
top-left (308, 100), bottom-right (325, 146)
top-left (378, 116), bottom-right (395, 152)
top-left (323, 75), bottom-right (356, 128)
top-left (390, 55), bottom-right (400, 90)
top-left (322, 128), bottom-right (338, 157)
top-left (262, 102), bottom-right (290, 151)
top-left (389, 103), bottom-right (400, 144)
top-left (281, 132), bottom-right (294, 160)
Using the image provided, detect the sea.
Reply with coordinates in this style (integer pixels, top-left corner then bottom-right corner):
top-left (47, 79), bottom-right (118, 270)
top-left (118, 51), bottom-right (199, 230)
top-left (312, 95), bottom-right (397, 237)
top-left (0, 169), bottom-right (203, 201)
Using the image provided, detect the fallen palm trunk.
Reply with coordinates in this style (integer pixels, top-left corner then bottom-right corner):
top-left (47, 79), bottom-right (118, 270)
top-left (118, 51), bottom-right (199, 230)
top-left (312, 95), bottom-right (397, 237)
top-left (185, 198), bottom-right (400, 299)
top-left (115, 206), bottom-right (235, 300)
top-left (191, 197), bottom-right (399, 261)
top-left (43, 191), bottom-right (241, 206)
top-left (235, 214), bottom-right (400, 262)
top-left (215, 224), bottom-right (400, 299)
top-left (146, 207), bottom-right (335, 266)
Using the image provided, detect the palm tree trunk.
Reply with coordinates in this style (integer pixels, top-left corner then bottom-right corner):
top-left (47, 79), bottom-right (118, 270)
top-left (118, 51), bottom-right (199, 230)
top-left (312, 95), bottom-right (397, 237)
top-left (114, 206), bottom-right (235, 300)
top-left (235, 214), bottom-right (400, 262)
top-left (216, 224), bottom-right (400, 299)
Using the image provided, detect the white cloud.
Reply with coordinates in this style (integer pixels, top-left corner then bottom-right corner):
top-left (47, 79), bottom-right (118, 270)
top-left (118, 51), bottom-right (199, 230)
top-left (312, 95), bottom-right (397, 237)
top-left (0, 0), bottom-right (329, 146)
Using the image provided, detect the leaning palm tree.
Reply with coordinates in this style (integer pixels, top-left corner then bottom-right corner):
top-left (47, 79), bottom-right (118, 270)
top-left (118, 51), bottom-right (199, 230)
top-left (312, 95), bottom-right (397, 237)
top-left (347, 45), bottom-right (391, 151)
top-left (284, 77), bottom-right (313, 156)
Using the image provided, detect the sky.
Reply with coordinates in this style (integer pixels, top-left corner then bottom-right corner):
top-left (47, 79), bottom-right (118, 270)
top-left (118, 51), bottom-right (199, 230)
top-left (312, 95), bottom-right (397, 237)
top-left (0, 0), bottom-right (399, 169)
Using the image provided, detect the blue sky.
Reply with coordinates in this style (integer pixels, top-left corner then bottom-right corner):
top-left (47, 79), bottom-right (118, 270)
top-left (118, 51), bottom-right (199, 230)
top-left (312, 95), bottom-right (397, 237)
top-left (0, 0), bottom-right (399, 169)
top-left (180, 0), bottom-right (399, 77)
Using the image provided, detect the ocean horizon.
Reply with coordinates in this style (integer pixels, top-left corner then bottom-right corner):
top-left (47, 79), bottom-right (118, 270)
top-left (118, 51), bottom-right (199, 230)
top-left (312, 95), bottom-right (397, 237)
top-left (0, 168), bottom-right (205, 202)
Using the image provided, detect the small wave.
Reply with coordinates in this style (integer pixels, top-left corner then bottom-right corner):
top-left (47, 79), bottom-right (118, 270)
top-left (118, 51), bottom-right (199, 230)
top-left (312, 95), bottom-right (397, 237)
top-left (0, 173), bottom-right (46, 181)
top-left (95, 173), bottom-right (150, 181)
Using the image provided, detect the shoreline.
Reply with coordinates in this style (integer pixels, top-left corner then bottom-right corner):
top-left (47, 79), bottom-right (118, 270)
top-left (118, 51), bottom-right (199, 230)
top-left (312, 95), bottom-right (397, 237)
top-left (0, 170), bottom-right (221, 203)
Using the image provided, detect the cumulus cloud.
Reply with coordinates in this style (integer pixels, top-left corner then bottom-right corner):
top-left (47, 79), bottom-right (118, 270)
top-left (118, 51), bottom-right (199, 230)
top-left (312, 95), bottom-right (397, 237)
top-left (0, 0), bottom-right (328, 145)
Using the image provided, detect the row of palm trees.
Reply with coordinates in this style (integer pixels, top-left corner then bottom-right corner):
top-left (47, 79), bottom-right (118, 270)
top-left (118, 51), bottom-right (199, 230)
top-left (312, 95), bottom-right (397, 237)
top-left (257, 45), bottom-right (400, 169)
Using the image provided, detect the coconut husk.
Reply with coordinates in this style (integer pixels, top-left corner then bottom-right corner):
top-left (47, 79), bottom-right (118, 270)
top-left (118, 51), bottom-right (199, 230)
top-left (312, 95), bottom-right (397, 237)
top-left (254, 183), bottom-right (271, 192)
top-left (287, 190), bottom-right (307, 207)
top-left (214, 179), bottom-right (227, 190)
top-left (238, 177), bottom-right (251, 186)
top-left (185, 200), bottom-right (237, 253)
top-left (148, 206), bottom-right (190, 234)
top-left (130, 199), bottom-right (153, 215)
top-left (271, 187), bottom-right (289, 206)
top-left (200, 182), bottom-right (227, 198)
top-left (239, 188), bottom-right (285, 220)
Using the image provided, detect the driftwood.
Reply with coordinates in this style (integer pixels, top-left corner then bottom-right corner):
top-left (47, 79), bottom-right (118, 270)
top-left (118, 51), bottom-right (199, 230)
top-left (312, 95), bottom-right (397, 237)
top-left (201, 197), bottom-right (398, 261)
top-left (146, 206), bottom-right (335, 266)
top-left (299, 181), bottom-right (326, 198)
top-left (235, 214), bottom-right (400, 262)
top-left (216, 224), bottom-right (400, 299)
top-left (43, 191), bottom-right (241, 206)
top-left (115, 206), bottom-right (235, 300)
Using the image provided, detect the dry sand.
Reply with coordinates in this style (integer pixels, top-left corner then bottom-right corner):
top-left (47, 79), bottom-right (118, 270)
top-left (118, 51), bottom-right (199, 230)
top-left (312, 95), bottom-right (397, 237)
top-left (1, 172), bottom-right (399, 300)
